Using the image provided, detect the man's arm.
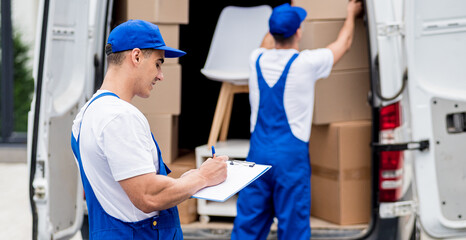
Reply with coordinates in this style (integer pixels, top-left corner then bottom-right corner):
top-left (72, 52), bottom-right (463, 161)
top-left (326, 0), bottom-right (363, 65)
top-left (260, 32), bottom-right (275, 49)
top-left (119, 155), bottom-right (228, 213)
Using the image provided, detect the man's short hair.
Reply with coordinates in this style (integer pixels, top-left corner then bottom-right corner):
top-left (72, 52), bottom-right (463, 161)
top-left (105, 44), bottom-right (155, 66)
top-left (271, 33), bottom-right (296, 46)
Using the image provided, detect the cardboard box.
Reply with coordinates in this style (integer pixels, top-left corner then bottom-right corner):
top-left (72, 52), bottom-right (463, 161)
top-left (313, 69), bottom-right (371, 125)
top-left (117, 0), bottom-right (189, 24)
top-left (309, 121), bottom-right (372, 225)
top-left (146, 114), bottom-right (179, 163)
top-left (132, 63), bottom-right (181, 115)
top-left (300, 19), bottom-right (369, 71)
top-left (158, 24), bottom-right (180, 64)
top-left (166, 152), bottom-right (197, 177)
top-left (178, 198), bottom-right (197, 224)
top-left (294, 0), bottom-right (348, 20)
top-left (167, 152), bottom-right (198, 224)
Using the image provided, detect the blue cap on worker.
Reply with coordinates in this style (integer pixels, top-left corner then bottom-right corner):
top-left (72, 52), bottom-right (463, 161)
top-left (269, 3), bottom-right (307, 38)
top-left (106, 19), bottom-right (186, 58)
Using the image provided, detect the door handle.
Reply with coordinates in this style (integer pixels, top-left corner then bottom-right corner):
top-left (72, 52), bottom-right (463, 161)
top-left (372, 140), bottom-right (429, 152)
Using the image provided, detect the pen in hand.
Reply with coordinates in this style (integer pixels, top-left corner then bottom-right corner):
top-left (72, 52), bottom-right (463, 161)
top-left (211, 145), bottom-right (216, 158)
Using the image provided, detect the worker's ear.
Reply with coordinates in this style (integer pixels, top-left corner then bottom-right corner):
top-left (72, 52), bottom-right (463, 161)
top-left (296, 28), bottom-right (302, 41)
top-left (130, 48), bottom-right (142, 65)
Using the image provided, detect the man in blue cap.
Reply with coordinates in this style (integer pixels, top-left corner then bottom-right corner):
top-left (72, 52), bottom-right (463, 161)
top-left (71, 19), bottom-right (228, 239)
top-left (232, 1), bottom-right (362, 239)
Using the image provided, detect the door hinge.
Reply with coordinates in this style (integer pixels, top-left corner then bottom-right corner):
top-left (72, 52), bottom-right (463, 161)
top-left (377, 22), bottom-right (405, 37)
top-left (372, 140), bottom-right (429, 152)
top-left (33, 178), bottom-right (47, 202)
top-left (379, 200), bottom-right (417, 218)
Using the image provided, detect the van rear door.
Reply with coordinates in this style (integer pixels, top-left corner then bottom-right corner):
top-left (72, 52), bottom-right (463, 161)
top-left (405, 0), bottom-right (466, 238)
top-left (28, 0), bottom-right (110, 239)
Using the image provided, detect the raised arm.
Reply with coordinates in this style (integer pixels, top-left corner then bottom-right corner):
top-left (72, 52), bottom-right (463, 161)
top-left (119, 155), bottom-right (228, 213)
top-left (260, 32), bottom-right (275, 49)
top-left (326, 0), bottom-right (363, 65)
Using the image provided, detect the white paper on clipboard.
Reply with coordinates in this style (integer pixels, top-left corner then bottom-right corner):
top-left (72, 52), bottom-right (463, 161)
top-left (192, 161), bottom-right (271, 202)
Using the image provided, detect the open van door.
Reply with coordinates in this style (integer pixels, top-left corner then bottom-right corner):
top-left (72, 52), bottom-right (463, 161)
top-left (28, 0), bottom-right (110, 239)
top-left (405, 0), bottom-right (466, 238)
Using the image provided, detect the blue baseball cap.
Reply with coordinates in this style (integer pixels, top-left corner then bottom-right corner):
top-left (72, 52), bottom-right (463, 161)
top-left (269, 3), bottom-right (307, 38)
top-left (106, 19), bottom-right (186, 58)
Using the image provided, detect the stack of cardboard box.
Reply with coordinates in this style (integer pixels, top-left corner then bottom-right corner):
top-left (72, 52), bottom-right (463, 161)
top-left (114, 0), bottom-right (197, 224)
top-left (295, 0), bottom-right (373, 225)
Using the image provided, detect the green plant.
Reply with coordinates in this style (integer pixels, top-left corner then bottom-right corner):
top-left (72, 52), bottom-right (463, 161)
top-left (0, 31), bottom-right (34, 133)
top-left (12, 31), bottom-right (34, 132)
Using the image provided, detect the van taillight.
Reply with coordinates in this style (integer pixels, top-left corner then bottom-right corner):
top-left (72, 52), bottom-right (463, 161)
top-left (379, 102), bottom-right (403, 202)
top-left (380, 102), bottom-right (400, 130)
top-left (379, 151), bottom-right (403, 202)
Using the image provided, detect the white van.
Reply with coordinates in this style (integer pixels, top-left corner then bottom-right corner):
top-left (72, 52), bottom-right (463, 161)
top-left (27, 0), bottom-right (466, 239)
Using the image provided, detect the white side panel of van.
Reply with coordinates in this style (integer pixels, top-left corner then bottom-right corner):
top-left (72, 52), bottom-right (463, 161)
top-left (31, 0), bottom-right (109, 239)
top-left (405, 0), bottom-right (466, 238)
top-left (372, 0), bottom-right (406, 105)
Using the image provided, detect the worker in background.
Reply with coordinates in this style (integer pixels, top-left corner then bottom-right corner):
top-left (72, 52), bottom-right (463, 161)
top-left (70, 20), bottom-right (228, 239)
top-left (231, 1), bottom-right (363, 239)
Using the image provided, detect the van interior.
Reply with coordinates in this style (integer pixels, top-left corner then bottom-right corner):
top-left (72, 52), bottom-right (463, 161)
top-left (107, 0), bottom-right (374, 238)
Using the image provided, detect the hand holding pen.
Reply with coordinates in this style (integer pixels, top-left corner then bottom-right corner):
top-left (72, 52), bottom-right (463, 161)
top-left (197, 145), bottom-right (228, 187)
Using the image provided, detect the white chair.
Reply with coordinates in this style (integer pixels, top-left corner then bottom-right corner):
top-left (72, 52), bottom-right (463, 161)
top-left (202, 5), bottom-right (272, 147)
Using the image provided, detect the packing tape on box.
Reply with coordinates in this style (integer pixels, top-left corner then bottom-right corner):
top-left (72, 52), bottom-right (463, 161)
top-left (343, 167), bottom-right (371, 181)
top-left (311, 165), bottom-right (339, 181)
top-left (311, 165), bottom-right (371, 181)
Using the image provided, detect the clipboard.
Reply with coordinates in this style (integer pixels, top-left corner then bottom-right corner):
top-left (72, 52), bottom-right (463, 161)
top-left (192, 160), bottom-right (272, 202)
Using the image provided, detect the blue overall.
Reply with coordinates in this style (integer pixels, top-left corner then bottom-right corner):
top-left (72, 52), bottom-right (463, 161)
top-left (70, 92), bottom-right (183, 239)
top-left (232, 53), bottom-right (311, 240)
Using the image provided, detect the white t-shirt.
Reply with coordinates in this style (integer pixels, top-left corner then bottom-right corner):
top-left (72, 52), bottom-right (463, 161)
top-left (71, 90), bottom-right (160, 222)
top-left (249, 48), bottom-right (334, 142)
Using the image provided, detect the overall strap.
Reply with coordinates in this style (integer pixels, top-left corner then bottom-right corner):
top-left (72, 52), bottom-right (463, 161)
top-left (255, 53), bottom-right (265, 88)
top-left (151, 133), bottom-right (171, 176)
top-left (77, 92), bottom-right (120, 141)
top-left (275, 53), bottom-right (299, 89)
top-left (88, 92), bottom-right (119, 107)
top-left (255, 52), bottom-right (299, 91)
